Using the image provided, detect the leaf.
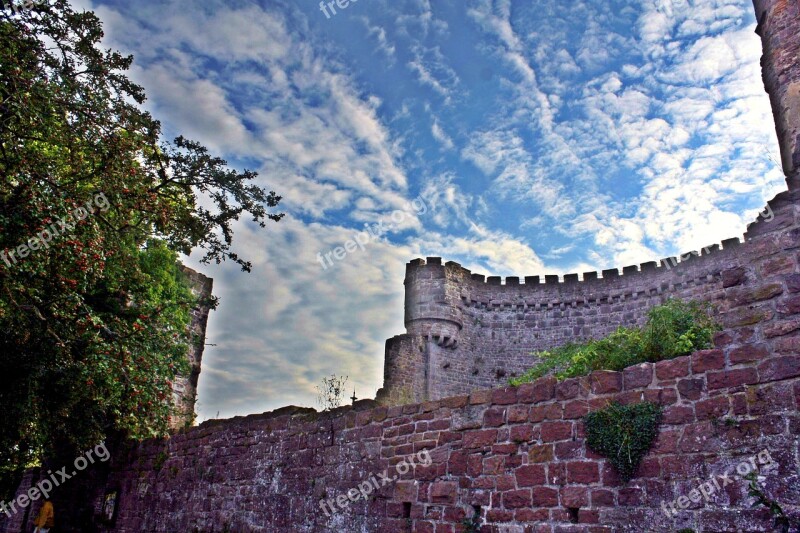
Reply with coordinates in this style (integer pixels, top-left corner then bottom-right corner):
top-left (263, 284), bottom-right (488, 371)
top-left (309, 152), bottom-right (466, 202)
top-left (584, 402), bottom-right (662, 482)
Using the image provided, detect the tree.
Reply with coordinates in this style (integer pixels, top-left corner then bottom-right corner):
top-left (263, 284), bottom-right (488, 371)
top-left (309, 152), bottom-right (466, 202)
top-left (0, 0), bottom-right (282, 496)
top-left (316, 375), bottom-right (349, 411)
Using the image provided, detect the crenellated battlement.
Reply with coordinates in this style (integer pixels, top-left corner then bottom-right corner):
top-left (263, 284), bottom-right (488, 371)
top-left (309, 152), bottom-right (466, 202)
top-left (401, 235), bottom-right (746, 315)
top-left (380, 188), bottom-right (800, 405)
top-left (400, 187), bottom-right (800, 298)
top-left (407, 236), bottom-right (742, 289)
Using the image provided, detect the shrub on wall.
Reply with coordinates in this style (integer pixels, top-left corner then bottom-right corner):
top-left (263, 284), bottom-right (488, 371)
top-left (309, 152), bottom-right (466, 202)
top-left (510, 299), bottom-right (717, 384)
top-left (316, 375), bottom-right (349, 411)
top-left (584, 401), bottom-right (662, 482)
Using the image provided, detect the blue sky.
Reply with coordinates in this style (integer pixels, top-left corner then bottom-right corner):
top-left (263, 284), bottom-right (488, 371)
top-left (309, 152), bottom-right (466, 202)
top-left (76, 0), bottom-right (785, 420)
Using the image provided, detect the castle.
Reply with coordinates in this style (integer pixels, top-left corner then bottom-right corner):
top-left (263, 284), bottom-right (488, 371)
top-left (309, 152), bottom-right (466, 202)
top-left (378, 236), bottom-right (758, 406)
top-left (2, 0), bottom-right (799, 531)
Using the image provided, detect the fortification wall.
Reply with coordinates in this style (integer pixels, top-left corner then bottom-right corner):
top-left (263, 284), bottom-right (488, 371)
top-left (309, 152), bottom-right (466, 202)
top-left (754, 0), bottom-right (800, 177)
top-left (378, 198), bottom-right (799, 405)
top-left (9, 267), bottom-right (799, 531)
top-left (373, 0), bottom-right (800, 407)
top-left (171, 267), bottom-right (214, 430)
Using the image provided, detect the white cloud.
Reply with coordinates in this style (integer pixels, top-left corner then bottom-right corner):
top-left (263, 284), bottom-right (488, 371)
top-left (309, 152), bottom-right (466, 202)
top-left (88, 0), bottom-right (785, 422)
top-left (430, 118), bottom-right (454, 150)
top-left (407, 45), bottom-right (460, 104)
top-left (419, 173), bottom-right (473, 228)
top-left (412, 225), bottom-right (547, 277)
top-left (100, 1), bottom-right (412, 222)
top-left (360, 17), bottom-right (397, 60)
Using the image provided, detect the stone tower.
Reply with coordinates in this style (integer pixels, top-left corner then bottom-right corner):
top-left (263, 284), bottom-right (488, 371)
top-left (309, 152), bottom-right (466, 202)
top-left (169, 266), bottom-right (214, 430)
top-left (376, 0), bottom-right (800, 407)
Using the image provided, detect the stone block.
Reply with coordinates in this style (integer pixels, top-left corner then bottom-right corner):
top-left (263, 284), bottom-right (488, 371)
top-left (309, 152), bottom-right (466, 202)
top-left (655, 356), bottom-right (690, 380)
top-left (623, 363), bottom-right (653, 390)
top-left (590, 371), bottom-right (622, 394)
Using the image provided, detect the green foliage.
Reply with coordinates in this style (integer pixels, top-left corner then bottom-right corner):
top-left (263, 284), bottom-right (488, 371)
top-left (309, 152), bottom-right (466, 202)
top-left (461, 514), bottom-right (481, 533)
top-left (641, 299), bottom-right (717, 360)
top-left (153, 451), bottom-right (169, 472)
top-left (0, 0), bottom-right (282, 496)
top-left (510, 299), bottom-right (717, 385)
top-left (744, 472), bottom-right (796, 532)
top-left (583, 402), bottom-right (662, 482)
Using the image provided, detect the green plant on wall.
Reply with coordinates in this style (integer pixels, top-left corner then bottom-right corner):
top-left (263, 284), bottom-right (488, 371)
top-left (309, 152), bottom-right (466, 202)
top-left (510, 299), bottom-right (718, 385)
top-left (584, 402), bottom-right (662, 482)
top-left (744, 472), bottom-right (796, 532)
top-left (153, 451), bottom-right (168, 471)
top-left (460, 506), bottom-right (481, 533)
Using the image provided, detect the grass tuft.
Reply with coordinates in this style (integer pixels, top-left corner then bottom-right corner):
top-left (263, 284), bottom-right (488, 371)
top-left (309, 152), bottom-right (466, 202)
top-left (510, 299), bottom-right (718, 385)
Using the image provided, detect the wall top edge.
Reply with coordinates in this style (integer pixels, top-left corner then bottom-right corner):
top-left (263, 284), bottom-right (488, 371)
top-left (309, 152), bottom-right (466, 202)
top-left (407, 237), bottom-right (744, 286)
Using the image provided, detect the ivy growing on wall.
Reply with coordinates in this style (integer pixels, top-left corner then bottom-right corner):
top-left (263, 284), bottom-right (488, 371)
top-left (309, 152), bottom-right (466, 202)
top-left (584, 401), bottom-right (662, 482)
top-left (744, 472), bottom-right (797, 532)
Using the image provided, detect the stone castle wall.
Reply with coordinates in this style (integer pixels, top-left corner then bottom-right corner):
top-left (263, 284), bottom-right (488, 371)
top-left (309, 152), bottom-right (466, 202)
top-left (171, 267), bottom-right (214, 430)
top-left (2, 1), bottom-right (798, 532)
top-left (375, 0), bottom-right (800, 406)
top-left (9, 253), bottom-right (800, 531)
top-left (377, 218), bottom-right (780, 405)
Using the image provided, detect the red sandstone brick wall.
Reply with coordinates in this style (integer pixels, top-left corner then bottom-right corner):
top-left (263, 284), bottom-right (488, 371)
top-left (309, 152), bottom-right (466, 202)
top-left (49, 315), bottom-right (799, 532)
top-left (3, 2), bottom-right (799, 532)
top-left (5, 196), bottom-right (800, 533)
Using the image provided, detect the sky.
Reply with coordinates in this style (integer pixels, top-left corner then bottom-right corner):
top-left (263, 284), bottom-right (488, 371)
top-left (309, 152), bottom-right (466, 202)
top-left (72, 0), bottom-right (785, 421)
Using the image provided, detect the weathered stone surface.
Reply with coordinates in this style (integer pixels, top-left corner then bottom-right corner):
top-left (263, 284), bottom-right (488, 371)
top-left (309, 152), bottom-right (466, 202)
top-left (515, 464), bottom-right (546, 487)
top-left (787, 273), bottom-right (800, 293)
top-left (764, 318), bottom-right (800, 338)
top-left (759, 356), bottom-right (800, 382)
top-left (729, 344), bottom-right (771, 365)
top-left (729, 283), bottom-right (784, 306)
top-left (590, 370), bottom-right (622, 394)
top-left (721, 266), bottom-right (747, 288)
top-left (429, 482), bottom-right (457, 504)
top-left (777, 294), bottom-right (800, 315)
top-left (655, 356), bottom-right (690, 380)
top-left (695, 396), bottom-right (731, 419)
top-left (691, 350), bottom-right (725, 373)
top-left (707, 368), bottom-right (759, 390)
top-left (623, 363), bottom-right (653, 390)
top-left (10, 3), bottom-right (800, 530)
top-left (677, 378), bottom-right (704, 400)
top-left (567, 461), bottom-right (600, 484)
top-left (463, 429), bottom-right (497, 449)
top-left (540, 421), bottom-right (573, 442)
